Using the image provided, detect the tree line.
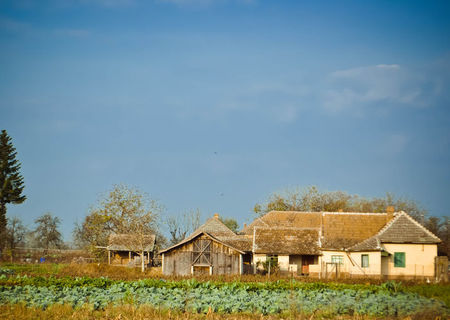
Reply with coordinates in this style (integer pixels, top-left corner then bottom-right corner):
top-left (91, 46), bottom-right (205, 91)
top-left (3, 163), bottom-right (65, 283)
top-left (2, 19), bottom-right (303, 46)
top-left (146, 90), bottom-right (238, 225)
top-left (1, 129), bottom-right (448, 261)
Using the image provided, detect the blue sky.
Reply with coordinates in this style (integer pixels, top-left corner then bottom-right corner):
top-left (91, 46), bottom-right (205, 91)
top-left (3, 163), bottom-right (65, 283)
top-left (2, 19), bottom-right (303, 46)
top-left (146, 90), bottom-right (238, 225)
top-left (1, 0), bottom-right (449, 241)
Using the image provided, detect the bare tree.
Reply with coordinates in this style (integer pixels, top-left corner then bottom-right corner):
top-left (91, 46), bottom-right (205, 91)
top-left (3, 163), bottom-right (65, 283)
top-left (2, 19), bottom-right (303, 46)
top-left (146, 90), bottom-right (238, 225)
top-left (6, 216), bottom-right (27, 261)
top-left (33, 213), bottom-right (63, 251)
top-left (166, 209), bottom-right (201, 245)
top-left (254, 186), bottom-right (428, 221)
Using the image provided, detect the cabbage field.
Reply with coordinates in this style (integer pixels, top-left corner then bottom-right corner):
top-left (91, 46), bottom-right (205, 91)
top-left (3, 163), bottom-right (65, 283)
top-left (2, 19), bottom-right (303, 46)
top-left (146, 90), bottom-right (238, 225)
top-left (0, 272), bottom-right (448, 318)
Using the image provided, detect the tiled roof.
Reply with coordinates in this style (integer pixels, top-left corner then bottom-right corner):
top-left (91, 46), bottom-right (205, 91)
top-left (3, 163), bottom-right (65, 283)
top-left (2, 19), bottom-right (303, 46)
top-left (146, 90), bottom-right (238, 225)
top-left (244, 211), bottom-right (391, 250)
top-left (321, 212), bottom-right (389, 249)
top-left (195, 216), bottom-right (237, 237)
top-left (242, 212), bottom-right (320, 234)
top-left (253, 227), bottom-right (321, 255)
top-left (107, 234), bottom-right (155, 252)
top-left (216, 235), bottom-right (253, 252)
top-left (349, 211), bottom-right (441, 251)
top-left (159, 231), bottom-right (245, 254)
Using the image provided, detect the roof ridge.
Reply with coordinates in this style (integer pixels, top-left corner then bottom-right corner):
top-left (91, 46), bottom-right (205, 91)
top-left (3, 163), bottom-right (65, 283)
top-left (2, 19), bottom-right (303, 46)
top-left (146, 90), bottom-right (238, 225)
top-left (322, 212), bottom-right (388, 216)
top-left (257, 217), bottom-right (270, 226)
top-left (254, 226), bottom-right (321, 231)
top-left (371, 211), bottom-right (402, 237)
top-left (349, 211), bottom-right (441, 250)
top-left (267, 210), bottom-right (388, 215)
top-left (398, 211), bottom-right (441, 242)
top-left (194, 216), bottom-right (236, 235)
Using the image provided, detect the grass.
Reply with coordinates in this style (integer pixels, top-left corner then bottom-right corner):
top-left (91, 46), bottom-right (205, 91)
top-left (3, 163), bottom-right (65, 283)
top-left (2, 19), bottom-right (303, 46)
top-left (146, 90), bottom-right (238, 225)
top-left (0, 304), bottom-right (418, 320)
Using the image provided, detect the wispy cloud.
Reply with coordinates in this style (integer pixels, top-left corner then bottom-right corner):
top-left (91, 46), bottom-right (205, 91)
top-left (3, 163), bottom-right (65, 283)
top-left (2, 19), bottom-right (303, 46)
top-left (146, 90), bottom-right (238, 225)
top-left (210, 82), bottom-right (309, 123)
top-left (0, 17), bottom-right (31, 33)
top-left (53, 28), bottom-right (91, 38)
top-left (383, 133), bottom-right (409, 155)
top-left (156, 0), bottom-right (256, 7)
top-left (322, 64), bottom-right (436, 112)
top-left (77, 0), bottom-right (136, 7)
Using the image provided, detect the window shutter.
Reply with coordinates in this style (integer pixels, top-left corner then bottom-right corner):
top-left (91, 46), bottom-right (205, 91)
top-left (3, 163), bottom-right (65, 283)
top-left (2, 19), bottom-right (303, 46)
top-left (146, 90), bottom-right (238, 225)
top-left (394, 252), bottom-right (405, 267)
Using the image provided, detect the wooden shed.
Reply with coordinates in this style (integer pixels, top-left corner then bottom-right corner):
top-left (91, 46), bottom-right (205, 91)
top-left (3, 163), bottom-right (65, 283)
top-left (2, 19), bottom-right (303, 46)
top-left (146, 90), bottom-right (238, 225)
top-left (160, 231), bottom-right (245, 276)
top-left (159, 214), bottom-right (252, 276)
top-left (106, 233), bottom-right (156, 267)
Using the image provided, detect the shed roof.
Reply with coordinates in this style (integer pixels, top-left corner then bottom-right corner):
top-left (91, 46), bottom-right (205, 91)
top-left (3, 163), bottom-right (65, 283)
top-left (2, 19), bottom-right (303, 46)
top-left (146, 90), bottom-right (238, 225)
top-left (159, 231), bottom-right (245, 254)
top-left (349, 211), bottom-right (441, 251)
top-left (107, 234), bottom-right (156, 252)
top-left (195, 215), bottom-right (237, 237)
top-left (159, 214), bottom-right (252, 254)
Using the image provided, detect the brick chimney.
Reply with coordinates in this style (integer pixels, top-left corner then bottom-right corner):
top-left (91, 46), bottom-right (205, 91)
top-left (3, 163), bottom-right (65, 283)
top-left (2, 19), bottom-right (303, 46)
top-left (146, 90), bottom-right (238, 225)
top-left (386, 206), bottom-right (395, 223)
top-left (214, 213), bottom-right (220, 219)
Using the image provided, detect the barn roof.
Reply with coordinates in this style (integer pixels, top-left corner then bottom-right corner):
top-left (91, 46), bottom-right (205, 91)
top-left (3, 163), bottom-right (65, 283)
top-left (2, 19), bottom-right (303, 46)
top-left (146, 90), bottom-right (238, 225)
top-left (107, 234), bottom-right (156, 252)
top-left (159, 231), bottom-right (246, 254)
top-left (349, 211), bottom-right (441, 251)
top-left (159, 214), bottom-right (252, 254)
top-left (194, 214), bottom-right (237, 237)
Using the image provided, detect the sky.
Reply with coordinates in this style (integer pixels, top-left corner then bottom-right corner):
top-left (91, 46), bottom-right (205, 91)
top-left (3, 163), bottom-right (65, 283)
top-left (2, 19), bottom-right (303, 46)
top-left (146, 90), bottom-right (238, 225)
top-left (1, 0), bottom-right (449, 242)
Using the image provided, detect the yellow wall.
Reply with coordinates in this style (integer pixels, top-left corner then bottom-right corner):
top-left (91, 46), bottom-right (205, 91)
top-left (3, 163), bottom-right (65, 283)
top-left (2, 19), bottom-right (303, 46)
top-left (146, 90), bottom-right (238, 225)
top-left (382, 243), bottom-right (437, 278)
top-left (317, 244), bottom-right (437, 278)
top-left (278, 255), bottom-right (290, 272)
top-left (253, 254), bottom-right (266, 272)
top-left (318, 251), bottom-right (381, 276)
top-left (348, 251), bottom-right (381, 275)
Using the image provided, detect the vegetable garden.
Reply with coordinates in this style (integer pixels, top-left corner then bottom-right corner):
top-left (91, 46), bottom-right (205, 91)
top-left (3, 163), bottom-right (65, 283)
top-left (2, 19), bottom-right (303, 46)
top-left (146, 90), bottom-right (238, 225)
top-left (0, 267), bottom-right (448, 319)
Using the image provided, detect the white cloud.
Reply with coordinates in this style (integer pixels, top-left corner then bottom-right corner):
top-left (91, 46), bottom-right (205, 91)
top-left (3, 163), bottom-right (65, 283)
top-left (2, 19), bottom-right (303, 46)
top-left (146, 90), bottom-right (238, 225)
top-left (323, 64), bottom-right (433, 112)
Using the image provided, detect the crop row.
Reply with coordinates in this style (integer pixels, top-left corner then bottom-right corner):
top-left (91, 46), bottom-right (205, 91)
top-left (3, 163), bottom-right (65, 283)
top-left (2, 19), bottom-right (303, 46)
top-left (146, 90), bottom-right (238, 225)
top-left (0, 282), bottom-right (448, 317)
top-left (0, 273), bottom-right (411, 293)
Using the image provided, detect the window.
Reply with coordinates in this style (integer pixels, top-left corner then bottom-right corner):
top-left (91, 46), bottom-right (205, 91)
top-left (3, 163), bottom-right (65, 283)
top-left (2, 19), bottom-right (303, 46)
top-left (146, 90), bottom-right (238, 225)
top-left (266, 255), bottom-right (278, 264)
top-left (361, 254), bottom-right (369, 268)
top-left (331, 255), bottom-right (344, 264)
top-left (394, 252), bottom-right (405, 268)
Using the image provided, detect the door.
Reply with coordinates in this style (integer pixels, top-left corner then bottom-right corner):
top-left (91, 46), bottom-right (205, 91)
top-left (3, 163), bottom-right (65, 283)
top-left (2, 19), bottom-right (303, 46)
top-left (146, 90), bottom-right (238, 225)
top-left (192, 239), bottom-right (212, 265)
top-left (302, 255), bottom-right (316, 275)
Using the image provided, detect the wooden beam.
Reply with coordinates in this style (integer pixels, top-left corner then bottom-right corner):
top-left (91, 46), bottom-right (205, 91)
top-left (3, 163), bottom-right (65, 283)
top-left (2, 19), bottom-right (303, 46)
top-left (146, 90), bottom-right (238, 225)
top-left (239, 254), bottom-right (243, 275)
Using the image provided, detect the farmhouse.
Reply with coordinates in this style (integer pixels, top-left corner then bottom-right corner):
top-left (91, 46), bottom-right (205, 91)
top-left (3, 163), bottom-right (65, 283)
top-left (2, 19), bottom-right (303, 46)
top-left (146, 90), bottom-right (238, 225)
top-left (160, 209), bottom-right (441, 279)
top-left (107, 233), bottom-right (156, 267)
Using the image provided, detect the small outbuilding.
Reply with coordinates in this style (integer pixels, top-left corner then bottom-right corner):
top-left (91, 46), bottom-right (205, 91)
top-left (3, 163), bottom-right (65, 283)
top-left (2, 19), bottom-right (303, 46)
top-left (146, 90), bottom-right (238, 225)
top-left (107, 233), bottom-right (156, 267)
top-left (159, 214), bottom-right (252, 276)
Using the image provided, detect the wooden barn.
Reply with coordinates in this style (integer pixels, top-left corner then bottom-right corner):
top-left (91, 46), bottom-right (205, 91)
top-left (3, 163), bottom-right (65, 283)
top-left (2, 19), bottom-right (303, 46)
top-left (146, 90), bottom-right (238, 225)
top-left (159, 214), bottom-right (252, 276)
top-left (107, 233), bottom-right (156, 267)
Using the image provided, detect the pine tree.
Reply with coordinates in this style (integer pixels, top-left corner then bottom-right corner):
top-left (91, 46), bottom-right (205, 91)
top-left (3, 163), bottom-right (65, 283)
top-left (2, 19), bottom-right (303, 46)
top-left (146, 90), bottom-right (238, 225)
top-left (0, 130), bottom-right (26, 246)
